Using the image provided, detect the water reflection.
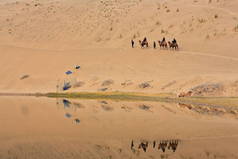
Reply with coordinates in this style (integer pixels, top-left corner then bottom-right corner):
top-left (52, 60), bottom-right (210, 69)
top-left (63, 99), bottom-right (71, 108)
top-left (1, 97), bottom-right (238, 159)
top-left (101, 105), bottom-right (114, 111)
top-left (131, 139), bottom-right (180, 153)
top-left (74, 118), bottom-right (80, 124)
top-left (20, 105), bottom-right (29, 116)
top-left (59, 99), bottom-right (85, 111)
top-left (121, 105), bottom-right (132, 112)
top-left (57, 99), bottom-right (83, 125)
top-left (138, 104), bottom-right (152, 112)
top-left (72, 102), bottom-right (85, 109)
top-left (177, 103), bottom-right (238, 117)
top-left (65, 113), bottom-right (72, 118)
top-left (56, 98), bottom-right (238, 126)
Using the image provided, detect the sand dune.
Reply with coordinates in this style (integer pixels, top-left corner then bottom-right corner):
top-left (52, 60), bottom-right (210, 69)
top-left (0, 0), bottom-right (238, 95)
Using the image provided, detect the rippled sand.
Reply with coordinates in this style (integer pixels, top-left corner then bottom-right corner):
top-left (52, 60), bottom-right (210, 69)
top-left (0, 96), bottom-right (238, 159)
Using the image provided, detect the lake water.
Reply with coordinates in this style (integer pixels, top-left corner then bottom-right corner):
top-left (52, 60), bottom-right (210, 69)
top-left (0, 96), bottom-right (238, 159)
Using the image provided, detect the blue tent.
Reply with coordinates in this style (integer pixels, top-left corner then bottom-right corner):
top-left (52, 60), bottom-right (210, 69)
top-left (65, 71), bottom-right (73, 75)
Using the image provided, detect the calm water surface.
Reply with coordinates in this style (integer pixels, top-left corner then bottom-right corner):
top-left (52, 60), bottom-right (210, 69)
top-left (0, 96), bottom-right (238, 159)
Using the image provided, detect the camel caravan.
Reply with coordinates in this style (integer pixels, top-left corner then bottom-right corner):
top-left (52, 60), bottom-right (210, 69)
top-left (131, 37), bottom-right (179, 50)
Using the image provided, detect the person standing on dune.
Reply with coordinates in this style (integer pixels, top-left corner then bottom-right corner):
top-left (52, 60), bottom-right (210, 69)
top-left (131, 40), bottom-right (135, 48)
top-left (153, 41), bottom-right (156, 49)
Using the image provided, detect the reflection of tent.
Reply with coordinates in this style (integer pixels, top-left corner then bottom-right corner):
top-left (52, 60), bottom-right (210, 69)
top-left (63, 99), bottom-right (71, 108)
top-left (65, 71), bottom-right (73, 75)
top-left (65, 113), bottom-right (72, 118)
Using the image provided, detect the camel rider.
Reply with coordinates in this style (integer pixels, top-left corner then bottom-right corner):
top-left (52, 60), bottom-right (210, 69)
top-left (161, 37), bottom-right (166, 44)
top-left (172, 38), bottom-right (177, 44)
top-left (131, 39), bottom-right (135, 48)
top-left (143, 37), bottom-right (147, 43)
top-left (153, 41), bottom-right (156, 49)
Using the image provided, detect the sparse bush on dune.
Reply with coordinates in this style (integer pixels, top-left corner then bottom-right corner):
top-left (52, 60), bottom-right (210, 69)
top-left (198, 18), bottom-right (207, 23)
top-left (119, 34), bottom-right (123, 39)
top-left (214, 14), bottom-right (218, 19)
top-left (234, 25), bottom-right (238, 32)
top-left (161, 29), bottom-right (168, 34)
top-left (102, 79), bottom-right (114, 86)
top-left (138, 82), bottom-right (152, 89)
top-left (95, 37), bottom-right (102, 42)
top-left (168, 24), bottom-right (174, 28)
top-left (191, 83), bottom-right (224, 96)
top-left (73, 81), bottom-right (85, 88)
top-left (155, 21), bottom-right (161, 26)
top-left (205, 34), bottom-right (210, 39)
top-left (133, 32), bottom-right (140, 39)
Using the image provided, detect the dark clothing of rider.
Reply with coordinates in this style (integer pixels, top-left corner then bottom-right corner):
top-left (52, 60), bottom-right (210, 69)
top-left (172, 38), bottom-right (177, 44)
top-left (162, 37), bottom-right (165, 42)
top-left (131, 40), bottom-right (134, 48)
top-left (143, 37), bottom-right (147, 43)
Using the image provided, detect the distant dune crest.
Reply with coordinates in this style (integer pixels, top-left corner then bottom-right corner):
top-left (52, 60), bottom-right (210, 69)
top-left (0, 0), bottom-right (237, 49)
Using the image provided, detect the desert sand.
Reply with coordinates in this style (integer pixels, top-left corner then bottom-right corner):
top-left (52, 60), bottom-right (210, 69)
top-left (0, 0), bottom-right (238, 95)
top-left (1, 1), bottom-right (238, 158)
top-left (1, 97), bottom-right (238, 159)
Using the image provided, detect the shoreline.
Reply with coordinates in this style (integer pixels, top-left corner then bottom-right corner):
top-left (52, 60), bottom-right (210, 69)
top-left (1, 92), bottom-right (238, 107)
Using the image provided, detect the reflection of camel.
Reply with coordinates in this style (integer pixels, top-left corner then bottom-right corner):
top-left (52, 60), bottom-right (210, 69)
top-left (158, 140), bottom-right (168, 152)
top-left (131, 140), bottom-right (134, 149)
top-left (138, 141), bottom-right (149, 152)
top-left (153, 141), bottom-right (156, 148)
top-left (131, 139), bottom-right (180, 153)
top-left (168, 140), bottom-right (179, 152)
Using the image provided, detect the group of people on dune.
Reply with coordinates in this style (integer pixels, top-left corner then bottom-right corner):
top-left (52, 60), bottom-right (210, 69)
top-left (131, 37), bottom-right (179, 50)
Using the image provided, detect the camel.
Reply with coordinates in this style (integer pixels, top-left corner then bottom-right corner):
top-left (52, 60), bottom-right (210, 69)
top-left (168, 41), bottom-right (179, 50)
top-left (158, 40), bottom-right (168, 49)
top-left (158, 140), bottom-right (168, 152)
top-left (139, 40), bottom-right (149, 48)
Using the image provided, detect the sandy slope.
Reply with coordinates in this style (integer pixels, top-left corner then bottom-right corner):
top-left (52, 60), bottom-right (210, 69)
top-left (0, 0), bottom-right (238, 95)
